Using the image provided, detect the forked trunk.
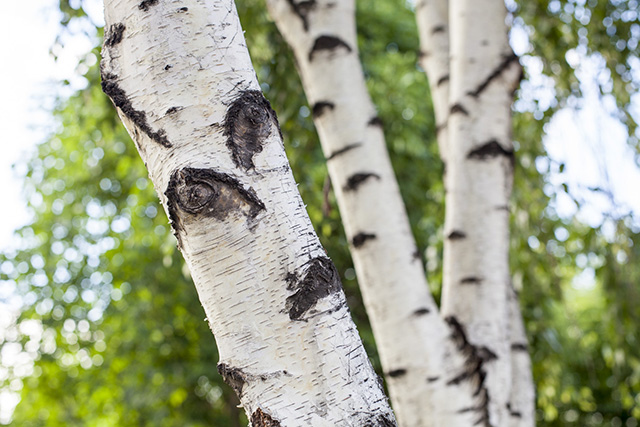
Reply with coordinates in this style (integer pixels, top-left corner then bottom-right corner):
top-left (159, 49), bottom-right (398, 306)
top-left (265, 1), bottom-right (491, 425)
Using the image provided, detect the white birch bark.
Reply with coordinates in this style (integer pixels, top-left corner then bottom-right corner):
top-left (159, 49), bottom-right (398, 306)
top-left (444, 0), bottom-right (522, 424)
top-left (507, 286), bottom-right (535, 427)
top-left (100, 0), bottom-right (396, 425)
top-left (417, 2), bottom-right (536, 425)
top-left (265, 2), bottom-right (490, 426)
top-left (415, 0), bottom-right (450, 163)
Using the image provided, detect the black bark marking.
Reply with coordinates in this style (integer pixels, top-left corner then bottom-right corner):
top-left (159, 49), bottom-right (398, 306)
top-left (427, 376), bottom-right (440, 382)
top-left (344, 172), bottom-right (380, 192)
top-left (437, 75), bottom-right (450, 87)
top-left (285, 257), bottom-right (341, 321)
top-left (467, 139), bottom-right (514, 164)
top-left (217, 363), bottom-right (247, 397)
top-left (447, 230), bottom-right (466, 240)
top-left (477, 346), bottom-right (498, 362)
top-left (165, 106), bottom-right (180, 115)
top-left (352, 232), bottom-right (376, 248)
top-left (327, 143), bottom-right (361, 161)
top-left (450, 103), bottom-right (469, 116)
top-left (165, 168), bottom-right (265, 239)
top-left (468, 53), bottom-right (519, 98)
top-left (412, 248), bottom-right (421, 261)
top-left (138, 0), bottom-right (158, 11)
top-left (164, 64), bottom-right (173, 70)
top-left (224, 90), bottom-right (278, 170)
top-left (368, 116), bottom-right (383, 127)
top-left (511, 343), bottom-right (528, 352)
top-left (363, 414), bottom-right (397, 427)
top-left (311, 101), bottom-right (334, 118)
top-left (509, 410), bottom-right (523, 418)
top-left (286, 0), bottom-right (316, 31)
top-left (178, 6), bottom-right (188, 12)
top-left (387, 369), bottom-right (407, 378)
top-left (104, 23), bottom-right (125, 47)
top-left (432, 25), bottom-right (446, 34)
top-left (413, 307), bottom-right (430, 316)
top-left (101, 72), bottom-right (172, 148)
top-left (308, 35), bottom-right (352, 61)
top-left (445, 316), bottom-right (491, 426)
top-left (251, 408), bottom-right (281, 427)
top-left (461, 277), bottom-right (483, 285)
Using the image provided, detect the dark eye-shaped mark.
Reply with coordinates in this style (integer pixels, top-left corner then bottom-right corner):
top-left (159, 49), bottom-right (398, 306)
top-left (175, 180), bottom-right (216, 214)
top-left (165, 168), bottom-right (265, 240)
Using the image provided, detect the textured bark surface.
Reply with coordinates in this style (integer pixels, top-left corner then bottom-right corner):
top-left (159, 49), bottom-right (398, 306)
top-left (443, 0), bottom-right (524, 424)
top-left (415, 0), bottom-right (450, 163)
top-left (265, 1), bottom-right (489, 426)
top-left (417, 1), bottom-right (536, 425)
top-left (101, 0), bottom-right (395, 425)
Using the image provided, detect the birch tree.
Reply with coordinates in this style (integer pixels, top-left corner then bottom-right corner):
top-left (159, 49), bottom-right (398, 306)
top-left (262, 2), bottom-right (475, 425)
top-left (100, 0), bottom-right (395, 424)
top-left (417, 0), bottom-right (534, 425)
top-left (263, 0), bottom-right (537, 425)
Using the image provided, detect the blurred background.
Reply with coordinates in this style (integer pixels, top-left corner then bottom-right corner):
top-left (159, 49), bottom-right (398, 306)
top-left (0, 0), bottom-right (639, 425)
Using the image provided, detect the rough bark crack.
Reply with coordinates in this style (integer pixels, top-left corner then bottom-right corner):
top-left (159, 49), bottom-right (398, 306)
top-left (445, 316), bottom-right (491, 426)
top-left (285, 257), bottom-right (341, 321)
top-left (312, 101), bottom-right (335, 118)
top-left (450, 103), bottom-right (469, 116)
top-left (387, 369), bottom-right (407, 378)
top-left (224, 90), bottom-right (279, 170)
top-left (467, 139), bottom-right (514, 164)
top-left (138, 0), bottom-right (158, 11)
top-left (104, 23), bottom-right (125, 47)
top-left (308, 35), bottom-right (352, 61)
top-left (344, 172), bottom-right (380, 192)
top-left (511, 343), bottom-right (528, 352)
top-left (100, 72), bottom-right (172, 148)
top-left (286, 0), bottom-right (316, 31)
top-left (447, 230), bottom-right (467, 240)
top-left (461, 277), bottom-right (483, 285)
top-left (217, 363), bottom-right (248, 397)
top-left (352, 232), bottom-right (376, 248)
top-left (432, 25), bottom-right (446, 34)
top-left (251, 408), bottom-right (281, 426)
top-left (468, 53), bottom-right (519, 98)
top-left (368, 116), bottom-right (383, 127)
top-left (437, 74), bottom-right (450, 87)
top-left (327, 143), bottom-right (361, 161)
top-left (364, 414), bottom-right (397, 427)
top-left (165, 167), bottom-right (265, 238)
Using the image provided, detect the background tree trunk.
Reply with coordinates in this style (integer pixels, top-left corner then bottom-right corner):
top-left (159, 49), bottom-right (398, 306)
top-left (101, 0), bottom-right (396, 425)
top-left (265, 1), bottom-right (505, 425)
top-left (443, 0), bottom-right (523, 424)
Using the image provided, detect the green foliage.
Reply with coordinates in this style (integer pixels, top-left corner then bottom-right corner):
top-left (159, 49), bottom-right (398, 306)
top-left (1, 0), bottom-right (639, 426)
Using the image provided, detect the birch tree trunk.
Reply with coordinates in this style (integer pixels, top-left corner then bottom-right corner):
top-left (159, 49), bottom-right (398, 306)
top-left (444, 0), bottom-right (523, 424)
top-left (417, 2), bottom-right (536, 425)
top-left (264, 2), bottom-right (493, 425)
top-left (416, 0), bottom-right (450, 163)
top-left (100, 0), bottom-right (396, 425)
